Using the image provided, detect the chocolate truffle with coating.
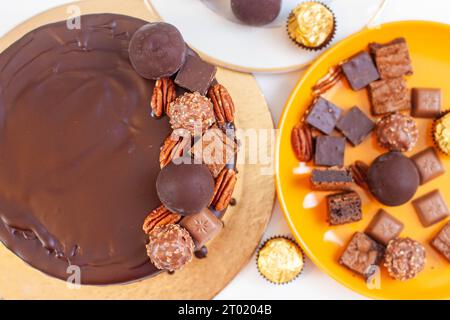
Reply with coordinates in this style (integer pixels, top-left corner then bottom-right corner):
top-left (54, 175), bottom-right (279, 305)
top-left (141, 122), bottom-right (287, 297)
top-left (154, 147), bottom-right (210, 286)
top-left (376, 113), bottom-right (419, 152)
top-left (384, 237), bottom-right (426, 281)
top-left (231, 0), bottom-right (281, 26)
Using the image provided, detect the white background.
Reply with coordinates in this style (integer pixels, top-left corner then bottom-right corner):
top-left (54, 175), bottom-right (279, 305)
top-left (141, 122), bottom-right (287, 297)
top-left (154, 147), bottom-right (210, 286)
top-left (0, 0), bottom-right (448, 300)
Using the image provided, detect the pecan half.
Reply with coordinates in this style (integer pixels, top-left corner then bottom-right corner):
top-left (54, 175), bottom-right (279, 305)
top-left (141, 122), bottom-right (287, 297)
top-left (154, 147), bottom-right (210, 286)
top-left (349, 161), bottom-right (369, 189)
top-left (211, 168), bottom-right (237, 211)
top-left (143, 205), bottom-right (181, 234)
top-left (151, 78), bottom-right (176, 118)
top-left (291, 124), bottom-right (313, 162)
top-left (208, 84), bottom-right (235, 125)
top-left (312, 64), bottom-right (344, 97)
top-left (160, 131), bottom-right (191, 168)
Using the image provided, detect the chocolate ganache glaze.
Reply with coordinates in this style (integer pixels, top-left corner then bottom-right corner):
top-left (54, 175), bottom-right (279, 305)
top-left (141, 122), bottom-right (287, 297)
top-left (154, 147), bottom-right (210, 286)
top-left (0, 14), bottom-right (173, 284)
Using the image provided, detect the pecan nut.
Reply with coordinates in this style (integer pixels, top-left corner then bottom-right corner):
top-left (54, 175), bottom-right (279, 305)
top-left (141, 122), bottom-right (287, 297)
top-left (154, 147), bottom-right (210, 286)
top-left (349, 160), bottom-right (369, 189)
top-left (312, 64), bottom-right (344, 97)
top-left (291, 124), bottom-right (313, 162)
top-left (211, 168), bottom-right (237, 211)
top-left (151, 78), bottom-right (176, 118)
top-left (160, 131), bottom-right (191, 168)
top-left (143, 205), bottom-right (181, 234)
top-left (208, 84), bottom-right (235, 125)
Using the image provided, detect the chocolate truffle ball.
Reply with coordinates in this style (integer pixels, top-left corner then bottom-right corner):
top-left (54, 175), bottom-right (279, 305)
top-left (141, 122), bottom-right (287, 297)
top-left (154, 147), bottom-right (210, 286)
top-left (129, 23), bottom-right (186, 80)
top-left (146, 224), bottom-right (194, 271)
top-left (376, 113), bottom-right (419, 152)
top-left (384, 237), bottom-right (426, 281)
top-left (367, 152), bottom-right (419, 206)
top-left (231, 0), bottom-right (282, 26)
top-left (156, 163), bottom-right (214, 215)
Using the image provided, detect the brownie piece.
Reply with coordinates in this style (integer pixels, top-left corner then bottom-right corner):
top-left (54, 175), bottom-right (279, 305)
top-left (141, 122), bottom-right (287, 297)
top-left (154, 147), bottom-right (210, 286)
top-left (412, 190), bottom-right (449, 227)
top-left (175, 54), bottom-right (217, 95)
top-left (411, 147), bottom-right (445, 185)
top-left (411, 88), bottom-right (442, 118)
top-left (310, 167), bottom-right (353, 191)
top-left (327, 191), bottom-right (362, 225)
top-left (342, 51), bottom-right (380, 90)
top-left (315, 136), bottom-right (345, 167)
top-left (366, 209), bottom-right (404, 246)
top-left (369, 37), bottom-right (413, 79)
top-left (431, 221), bottom-right (450, 262)
top-left (339, 232), bottom-right (385, 278)
top-left (368, 77), bottom-right (411, 115)
top-left (336, 106), bottom-right (375, 146)
top-left (305, 97), bottom-right (342, 135)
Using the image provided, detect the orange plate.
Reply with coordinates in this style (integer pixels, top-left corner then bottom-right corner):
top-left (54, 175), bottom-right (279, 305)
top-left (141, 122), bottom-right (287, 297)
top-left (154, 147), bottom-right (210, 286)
top-left (276, 21), bottom-right (450, 300)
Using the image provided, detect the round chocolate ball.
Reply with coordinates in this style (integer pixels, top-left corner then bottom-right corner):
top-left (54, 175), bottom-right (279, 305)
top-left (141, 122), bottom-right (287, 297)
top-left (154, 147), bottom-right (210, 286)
top-left (129, 23), bottom-right (186, 80)
top-left (231, 0), bottom-right (282, 26)
top-left (384, 237), bottom-right (426, 281)
top-left (156, 163), bottom-right (214, 215)
top-left (376, 113), bottom-right (419, 152)
top-left (367, 152), bottom-right (419, 207)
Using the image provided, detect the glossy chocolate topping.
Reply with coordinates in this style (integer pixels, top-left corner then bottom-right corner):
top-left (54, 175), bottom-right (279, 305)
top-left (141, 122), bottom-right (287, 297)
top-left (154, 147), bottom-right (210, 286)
top-left (0, 14), bottom-right (172, 284)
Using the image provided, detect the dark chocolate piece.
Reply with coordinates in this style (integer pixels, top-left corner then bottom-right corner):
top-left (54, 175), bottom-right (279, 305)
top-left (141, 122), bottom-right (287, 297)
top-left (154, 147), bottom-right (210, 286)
top-left (431, 221), bottom-right (450, 262)
top-left (411, 88), bottom-right (442, 118)
top-left (180, 208), bottom-right (223, 248)
top-left (369, 37), bottom-right (413, 79)
top-left (175, 54), bottom-right (217, 95)
top-left (310, 167), bottom-right (353, 191)
top-left (376, 113), bottom-right (418, 152)
top-left (231, 0), bottom-right (281, 26)
top-left (412, 190), bottom-right (449, 227)
top-left (367, 152), bottom-right (419, 207)
top-left (195, 246), bottom-right (209, 259)
top-left (341, 51), bottom-right (379, 90)
top-left (368, 77), bottom-right (411, 115)
top-left (366, 209), bottom-right (404, 246)
top-left (336, 106), bottom-right (375, 146)
top-left (339, 232), bottom-right (384, 278)
top-left (305, 97), bottom-right (342, 135)
top-left (411, 147), bottom-right (445, 184)
top-left (327, 191), bottom-right (362, 225)
top-left (315, 136), bottom-right (345, 167)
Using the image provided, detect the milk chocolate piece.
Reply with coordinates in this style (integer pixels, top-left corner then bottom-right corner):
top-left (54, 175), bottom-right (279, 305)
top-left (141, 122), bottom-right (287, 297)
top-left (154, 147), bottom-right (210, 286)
top-left (368, 77), bottom-right (411, 115)
top-left (369, 37), bottom-right (413, 79)
top-left (411, 147), bottom-right (445, 185)
top-left (305, 97), bottom-right (342, 135)
top-left (411, 88), bottom-right (442, 118)
top-left (342, 51), bottom-right (379, 90)
top-left (310, 167), bottom-right (353, 191)
top-left (336, 106), bottom-right (375, 146)
top-left (315, 136), bottom-right (345, 167)
top-left (180, 208), bottom-right (223, 248)
top-left (327, 191), bottom-right (362, 225)
top-left (412, 190), bottom-right (449, 227)
top-left (366, 210), bottom-right (404, 246)
top-left (175, 54), bottom-right (217, 95)
top-left (431, 221), bottom-right (450, 262)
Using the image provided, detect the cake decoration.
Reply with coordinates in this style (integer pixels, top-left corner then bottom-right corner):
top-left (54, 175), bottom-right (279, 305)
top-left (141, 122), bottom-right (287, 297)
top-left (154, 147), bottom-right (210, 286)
top-left (143, 205), bottom-right (181, 234)
top-left (180, 208), bottom-right (223, 248)
top-left (208, 84), bottom-right (236, 126)
top-left (175, 54), bottom-right (217, 95)
top-left (211, 168), bottom-right (238, 211)
top-left (384, 237), bottom-right (426, 281)
top-left (151, 77), bottom-right (177, 118)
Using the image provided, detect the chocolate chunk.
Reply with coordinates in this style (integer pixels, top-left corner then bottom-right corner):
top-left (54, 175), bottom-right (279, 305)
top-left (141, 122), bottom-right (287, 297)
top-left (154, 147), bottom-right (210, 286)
top-left (411, 88), bottom-right (442, 118)
top-left (431, 221), bottom-right (450, 262)
top-left (411, 147), bottom-right (445, 185)
top-left (180, 208), bottom-right (223, 248)
top-left (366, 209), bottom-right (404, 246)
top-left (368, 77), bottom-right (411, 115)
top-left (310, 167), bottom-right (353, 191)
top-left (315, 136), bottom-right (345, 167)
top-left (327, 191), bottom-right (362, 225)
top-left (336, 106), bottom-right (375, 146)
top-left (342, 51), bottom-right (380, 90)
top-left (231, 0), bottom-right (281, 26)
top-left (412, 190), bottom-right (449, 227)
top-left (369, 37), bottom-right (413, 79)
top-left (367, 152), bottom-right (419, 207)
top-left (305, 97), bottom-right (342, 135)
top-left (339, 232), bottom-right (384, 278)
top-left (195, 246), bottom-right (209, 259)
top-left (175, 54), bottom-right (217, 95)
top-left (376, 113), bottom-right (418, 152)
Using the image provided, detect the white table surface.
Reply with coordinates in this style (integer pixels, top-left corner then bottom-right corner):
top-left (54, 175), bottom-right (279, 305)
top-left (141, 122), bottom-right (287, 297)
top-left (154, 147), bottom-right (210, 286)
top-left (0, 0), bottom-right (448, 300)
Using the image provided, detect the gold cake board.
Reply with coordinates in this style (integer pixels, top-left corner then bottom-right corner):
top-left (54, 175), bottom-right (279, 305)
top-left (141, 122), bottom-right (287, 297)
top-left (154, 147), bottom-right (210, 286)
top-left (0, 0), bottom-right (275, 299)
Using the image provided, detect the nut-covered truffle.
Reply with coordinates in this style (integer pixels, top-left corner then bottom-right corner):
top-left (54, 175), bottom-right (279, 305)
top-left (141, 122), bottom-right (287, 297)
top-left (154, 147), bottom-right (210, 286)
top-left (376, 113), bottom-right (419, 152)
top-left (384, 237), bottom-right (426, 281)
top-left (146, 224), bottom-right (195, 271)
top-left (168, 92), bottom-right (215, 135)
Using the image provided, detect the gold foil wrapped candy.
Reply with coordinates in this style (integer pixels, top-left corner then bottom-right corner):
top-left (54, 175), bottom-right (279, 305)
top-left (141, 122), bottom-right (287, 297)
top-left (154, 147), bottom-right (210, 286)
top-left (433, 111), bottom-right (450, 155)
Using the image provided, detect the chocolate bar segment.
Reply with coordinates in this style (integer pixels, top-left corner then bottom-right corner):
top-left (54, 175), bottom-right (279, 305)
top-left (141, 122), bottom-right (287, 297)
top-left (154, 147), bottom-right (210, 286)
top-left (327, 191), bottom-right (362, 225)
top-left (310, 167), bottom-right (353, 191)
top-left (175, 54), bottom-right (217, 95)
top-left (315, 136), bottom-right (345, 167)
top-left (368, 77), bottom-right (410, 115)
top-left (366, 209), bottom-right (404, 246)
top-left (369, 37), bottom-right (413, 79)
top-left (305, 97), bottom-right (342, 135)
top-left (412, 190), bottom-right (449, 227)
top-left (336, 106), bottom-right (375, 146)
top-left (411, 147), bottom-right (445, 185)
top-left (431, 221), bottom-right (450, 262)
top-left (342, 51), bottom-right (379, 90)
top-left (411, 88), bottom-right (442, 118)
top-left (180, 208), bottom-right (223, 248)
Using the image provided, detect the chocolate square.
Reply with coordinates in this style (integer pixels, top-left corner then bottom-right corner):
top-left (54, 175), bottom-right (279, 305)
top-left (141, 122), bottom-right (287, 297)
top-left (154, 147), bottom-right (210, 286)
top-left (305, 97), bottom-right (342, 135)
top-left (339, 232), bottom-right (385, 278)
top-left (327, 191), bottom-right (362, 225)
top-left (366, 209), bottom-right (404, 246)
top-left (310, 167), bottom-right (353, 191)
top-left (411, 88), bottom-right (442, 118)
top-left (336, 106), bottom-right (375, 146)
top-left (175, 54), bottom-right (217, 95)
top-left (411, 147), bottom-right (445, 185)
top-left (412, 190), bottom-right (449, 227)
top-left (369, 37), bottom-right (413, 79)
top-left (431, 221), bottom-right (450, 262)
top-left (342, 51), bottom-right (380, 90)
top-left (315, 136), bottom-right (345, 167)
top-left (368, 77), bottom-right (411, 115)
top-left (180, 208), bottom-right (223, 248)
